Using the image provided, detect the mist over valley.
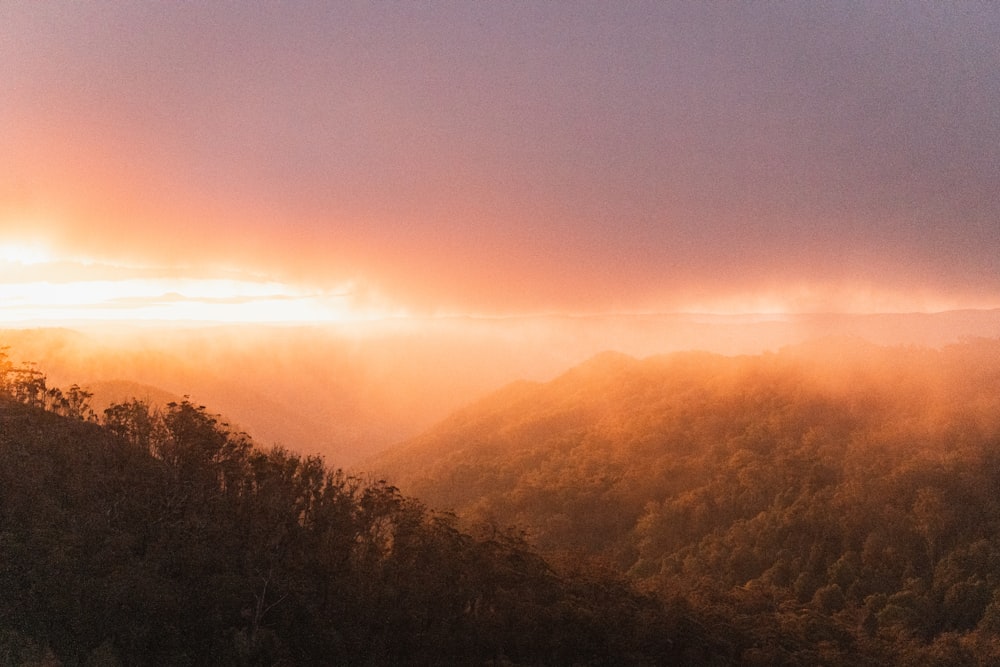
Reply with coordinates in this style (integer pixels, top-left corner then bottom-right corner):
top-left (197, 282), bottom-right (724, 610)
top-left (4, 308), bottom-right (998, 465)
top-left (5, 1), bottom-right (1000, 662)
top-left (4, 316), bottom-right (1000, 662)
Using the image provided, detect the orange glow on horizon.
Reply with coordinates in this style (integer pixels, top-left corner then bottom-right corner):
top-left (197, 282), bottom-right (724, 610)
top-left (0, 241), bottom-right (57, 266)
top-left (0, 237), bottom-right (995, 326)
top-left (0, 240), bottom-right (405, 325)
top-left (668, 286), bottom-right (992, 318)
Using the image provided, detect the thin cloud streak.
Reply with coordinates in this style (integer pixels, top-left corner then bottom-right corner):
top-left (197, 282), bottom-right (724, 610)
top-left (0, 253), bottom-right (367, 323)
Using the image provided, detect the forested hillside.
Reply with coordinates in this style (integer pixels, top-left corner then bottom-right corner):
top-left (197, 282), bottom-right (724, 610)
top-left (6, 311), bottom-right (1000, 465)
top-left (0, 347), bottom-right (697, 666)
top-left (373, 337), bottom-right (1000, 663)
top-left (10, 337), bottom-right (1000, 663)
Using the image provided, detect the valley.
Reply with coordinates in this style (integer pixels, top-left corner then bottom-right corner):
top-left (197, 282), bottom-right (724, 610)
top-left (4, 322), bottom-right (1000, 662)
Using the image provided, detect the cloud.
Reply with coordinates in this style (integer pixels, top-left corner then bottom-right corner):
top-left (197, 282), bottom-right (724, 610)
top-left (2, 3), bottom-right (999, 314)
top-left (0, 246), bottom-right (366, 323)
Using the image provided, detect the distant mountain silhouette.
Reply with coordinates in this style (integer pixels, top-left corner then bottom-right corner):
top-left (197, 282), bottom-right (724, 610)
top-left (85, 379), bottom-right (185, 411)
top-left (5, 308), bottom-right (1000, 463)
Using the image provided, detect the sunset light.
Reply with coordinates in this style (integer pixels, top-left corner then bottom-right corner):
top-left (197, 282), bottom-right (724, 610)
top-left (0, 241), bottom-right (55, 266)
top-left (0, 279), bottom-right (360, 324)
top-left (0, 243), bottom-right (393, 324)
top-left (0, 237), bottom-right (991, 325)
top-left (4, 5), bottom-right (1000, 662)
top-left (4, 3), bottom-right (999, 320)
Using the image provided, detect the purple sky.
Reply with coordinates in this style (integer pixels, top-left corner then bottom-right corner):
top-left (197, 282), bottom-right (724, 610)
top-left (3, 2), bottom-right (999, 314)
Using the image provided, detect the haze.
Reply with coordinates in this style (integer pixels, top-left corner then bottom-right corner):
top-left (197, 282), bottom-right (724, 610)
top-left (3, 3), bottom-right (1000, 462)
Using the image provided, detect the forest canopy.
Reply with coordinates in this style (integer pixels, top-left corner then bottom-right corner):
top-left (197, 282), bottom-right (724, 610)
top-left (7, 337), bottom-right (1000, 663)
top-left (0, 345), bottom-right (690, 665)
top-left (373, 337), bottom-right (1000, 664)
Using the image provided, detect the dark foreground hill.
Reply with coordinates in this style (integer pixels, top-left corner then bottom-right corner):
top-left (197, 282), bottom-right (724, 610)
top-left (372, 337), bottom-right (1000, 663)
top-left (0, 391), bottom-right (704, 665)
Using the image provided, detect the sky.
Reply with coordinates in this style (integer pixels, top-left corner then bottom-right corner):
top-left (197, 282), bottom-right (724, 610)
top-left (2, 1), bottom-right (1000, 321)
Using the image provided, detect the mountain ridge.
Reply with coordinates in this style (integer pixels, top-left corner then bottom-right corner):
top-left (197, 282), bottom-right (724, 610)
top-left (366, 337), bottom-right (1000, 660)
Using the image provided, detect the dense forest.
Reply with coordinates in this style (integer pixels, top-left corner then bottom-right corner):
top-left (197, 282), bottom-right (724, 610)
top-left (373, 337), bottom-right (1000, 664)
top-left (0, 347), bottom-right (695, 665)
top-left (7, 337), bottom-right (1000, 664)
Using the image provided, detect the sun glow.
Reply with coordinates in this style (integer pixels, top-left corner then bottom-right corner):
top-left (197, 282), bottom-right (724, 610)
top-left (0, 242), bottom-right (56, 266)
top-left (0, 241), bottom-right (399, 325)
top-left (0, 236), bottom-right (991, 327)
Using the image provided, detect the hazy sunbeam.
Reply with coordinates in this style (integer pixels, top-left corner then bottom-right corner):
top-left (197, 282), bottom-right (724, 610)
top-left (0, 243), bottom-right (392, 324)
